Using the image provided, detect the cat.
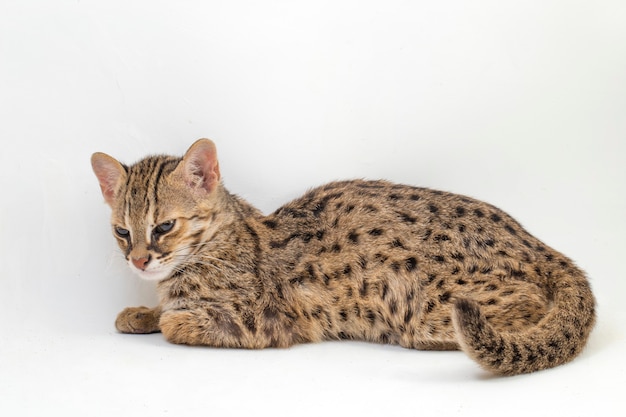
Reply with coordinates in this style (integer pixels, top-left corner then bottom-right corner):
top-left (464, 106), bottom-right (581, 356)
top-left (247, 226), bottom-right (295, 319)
top-left (91, 139), bottom-right (596, 376)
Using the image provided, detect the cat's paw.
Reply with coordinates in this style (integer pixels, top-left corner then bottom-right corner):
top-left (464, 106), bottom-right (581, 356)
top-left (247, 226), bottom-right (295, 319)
top-left (159, 310), bottom-right (200, 345)
top-left (115, 306), bottom-right (161, 334)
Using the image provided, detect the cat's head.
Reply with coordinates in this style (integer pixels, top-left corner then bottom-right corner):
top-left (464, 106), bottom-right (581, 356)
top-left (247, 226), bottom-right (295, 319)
top-left (91, 139), bottom-right (222, 281)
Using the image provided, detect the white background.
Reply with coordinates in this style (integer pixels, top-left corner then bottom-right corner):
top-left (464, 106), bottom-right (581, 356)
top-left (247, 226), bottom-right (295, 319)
top-left (1, 1), bottom-right (625, 416)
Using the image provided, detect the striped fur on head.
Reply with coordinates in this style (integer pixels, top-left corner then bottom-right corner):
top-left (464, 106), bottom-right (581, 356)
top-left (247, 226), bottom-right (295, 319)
top-left (91, 140), bottom-right (223, 281)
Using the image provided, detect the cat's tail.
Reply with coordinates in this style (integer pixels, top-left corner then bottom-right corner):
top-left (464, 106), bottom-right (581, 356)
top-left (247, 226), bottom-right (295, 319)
top-left (452, 269), bottom-right (596, 376)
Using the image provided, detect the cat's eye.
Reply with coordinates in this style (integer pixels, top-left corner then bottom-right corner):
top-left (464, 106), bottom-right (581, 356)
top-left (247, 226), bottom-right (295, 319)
top-left (115, 226), bottom-right (130, 238)
top-left (154, 220), bottom-right (175, 236)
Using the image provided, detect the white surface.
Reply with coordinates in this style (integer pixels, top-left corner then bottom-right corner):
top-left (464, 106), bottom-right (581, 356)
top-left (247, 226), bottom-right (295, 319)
top-left (1, 1), bottom-right (625, 416)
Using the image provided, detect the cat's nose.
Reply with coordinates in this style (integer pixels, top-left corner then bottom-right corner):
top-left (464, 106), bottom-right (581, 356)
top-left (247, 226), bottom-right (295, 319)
top-left (131, 256), bottom-right (151, 270)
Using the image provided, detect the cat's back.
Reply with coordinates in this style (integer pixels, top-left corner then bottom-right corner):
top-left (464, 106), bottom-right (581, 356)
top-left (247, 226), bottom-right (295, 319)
top-left (274, 179), bottom-right (456, 221)
top-left (262, 179), bottom-right (548, 274)
top-left (271, 179), bottom-right (515, 236)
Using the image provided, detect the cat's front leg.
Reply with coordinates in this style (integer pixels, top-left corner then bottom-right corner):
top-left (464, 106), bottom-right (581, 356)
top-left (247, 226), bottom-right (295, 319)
top-left (115, 306), bottom-right (161, 334)
top-left (159, 307), bottom-right (264, 348)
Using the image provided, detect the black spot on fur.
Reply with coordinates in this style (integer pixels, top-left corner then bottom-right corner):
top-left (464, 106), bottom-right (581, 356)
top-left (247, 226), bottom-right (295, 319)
top-left (474, 209), bottom-right (485, 217)
top-left (397, 211), bottom-right (417, 224)
top-left (455, 206), bottom-right (466, 216)
top-left (404, 308), bottom-right (413, 324)
top-left (289, 276), bottom-right (304, 285)
top-left (374, 253), bottom-right (388, 264)
top-left (368, 228), bottom-right (383, 236)
top-left (312, 192), bottom-right (344, 217)
top-left (243, 312), bottom-right (256, 334)
top-left (348, 231), bottom-right (360, 244)
top-left (262, 219), bottom-right (278, 229)
top-left (509, 268), bottom-right (527, 279)
top-left (381, 283), bottom-right (389, 300)
top-left (405, 257), bottom-right (417, 271)
top-left (339, 310), bottom-right (348, 321)
top-left (490, 213), bottom-right (502, 222)
top-left (451, 252), bottom-right (465, 261)
top-left (360, 281), bottom-right (369, 297)
top-left (428, 204), bottom-right (439, 213)
top-left (323, 274), bottom-right (330, 286)
top-left (434, 234), bottom-right (451, 243)
top-left (305, 264), bottom-right (317, 282)
top-left (391, 238), bottom-right (406, 249)
top-left (389, 301), bottom-right (398, 314)
top-left (511, 343), bottom-right (522, 363)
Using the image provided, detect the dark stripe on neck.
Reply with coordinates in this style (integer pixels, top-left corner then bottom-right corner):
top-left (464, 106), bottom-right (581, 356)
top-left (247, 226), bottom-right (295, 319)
top-left (243, 221), bottom-right (262, 279)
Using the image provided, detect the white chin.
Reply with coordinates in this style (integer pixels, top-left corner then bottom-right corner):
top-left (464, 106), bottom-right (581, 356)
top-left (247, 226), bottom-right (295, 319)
top-left (132, 268), bottom-right (173, 282)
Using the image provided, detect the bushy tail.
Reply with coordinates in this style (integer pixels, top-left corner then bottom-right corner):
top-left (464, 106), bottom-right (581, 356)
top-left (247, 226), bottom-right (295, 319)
top-left (452, 271), bottom-right (596, 376)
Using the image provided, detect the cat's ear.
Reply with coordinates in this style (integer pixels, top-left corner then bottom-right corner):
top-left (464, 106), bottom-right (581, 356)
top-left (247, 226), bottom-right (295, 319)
top-left (177, 139), bottom-right (221, 193)
top-left (91, 152), bottom-right (127, 206)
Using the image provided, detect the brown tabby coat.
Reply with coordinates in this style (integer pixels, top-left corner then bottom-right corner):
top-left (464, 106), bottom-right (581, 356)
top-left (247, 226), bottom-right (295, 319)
top-left (91, 139), bottom-right (596, 376)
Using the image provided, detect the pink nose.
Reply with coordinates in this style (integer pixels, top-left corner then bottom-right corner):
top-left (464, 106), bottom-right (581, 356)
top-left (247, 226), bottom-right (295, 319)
top-left (131, 256), bottom-right (151, 270)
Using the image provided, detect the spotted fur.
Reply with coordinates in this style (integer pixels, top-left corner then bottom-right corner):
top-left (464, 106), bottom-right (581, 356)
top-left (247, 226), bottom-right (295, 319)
top-left (91, 139), bottom-right (596, 375)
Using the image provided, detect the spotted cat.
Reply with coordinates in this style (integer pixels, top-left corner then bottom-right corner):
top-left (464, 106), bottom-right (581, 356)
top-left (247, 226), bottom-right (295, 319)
top-left (91, 139), bottom-right (596, 375)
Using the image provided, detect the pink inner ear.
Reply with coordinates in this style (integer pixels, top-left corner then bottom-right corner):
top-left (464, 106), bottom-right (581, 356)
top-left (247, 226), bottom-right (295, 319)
top-left (201, 159), bottom-right (220, 192)
top-left (91, 154), bottom-right (124, 205)
top-left (99, 182), bottom-right (116, 203)
top-left (184, 141), bottom-right (221, 193)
